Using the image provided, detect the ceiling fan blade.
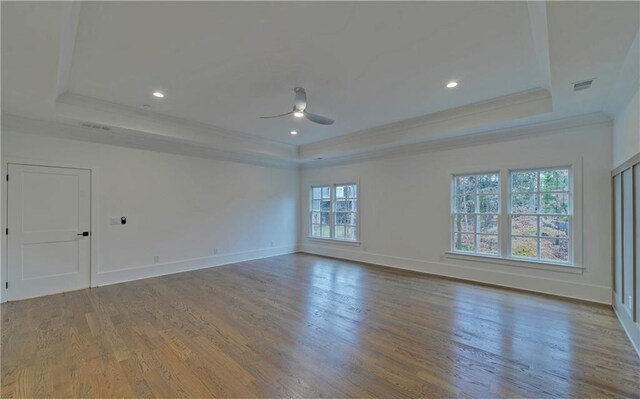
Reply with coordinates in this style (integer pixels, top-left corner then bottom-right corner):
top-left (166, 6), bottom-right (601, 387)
top-left (294, 87), bottom-right (307, 111)
top-left (305, 112), bottom-right (334, 125)
top-left (259, 111), bottom-right (293, 119)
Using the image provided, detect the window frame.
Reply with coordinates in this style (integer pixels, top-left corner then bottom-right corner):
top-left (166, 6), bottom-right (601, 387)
top-left (309, 185), bottom-right (332, 239)
top-left (507, 166), bottom-right (573, 265)
top-left (308, 182), bottom-right (360, 243)
top-left (447, 161), bottom-right (583, 270)
top-left (450, 171), bottom-right (501, 256)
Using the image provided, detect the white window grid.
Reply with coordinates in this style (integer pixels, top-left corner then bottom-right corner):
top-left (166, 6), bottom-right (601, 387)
top-left (451, 172), bottom-right (500, 256)
top-left (309, 183), bottom-right (358, 242)
top-left (508, 167), bottom-right (572, 264)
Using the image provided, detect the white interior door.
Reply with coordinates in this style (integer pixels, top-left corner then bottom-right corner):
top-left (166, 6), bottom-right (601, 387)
top-left (7, 164), bottom-right (91, 300)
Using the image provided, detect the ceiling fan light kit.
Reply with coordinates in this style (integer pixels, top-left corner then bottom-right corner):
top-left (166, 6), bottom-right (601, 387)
top-left (261, 87), bottom-right (334, 125)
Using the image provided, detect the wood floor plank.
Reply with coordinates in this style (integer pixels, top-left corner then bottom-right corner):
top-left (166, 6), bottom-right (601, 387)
top-left (2, 253), bottom-right (639, 398)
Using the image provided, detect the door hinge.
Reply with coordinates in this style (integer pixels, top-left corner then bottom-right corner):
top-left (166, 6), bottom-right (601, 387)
top-left (5, 174), bottom-right (8, 181)
top-left (5, 228), bottom-right (7, 235)
top-left (5, 282), bottom-right (8, 289)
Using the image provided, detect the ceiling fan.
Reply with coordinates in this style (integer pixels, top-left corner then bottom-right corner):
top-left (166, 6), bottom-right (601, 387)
top-left (260, 87), bottom-right (334, 125)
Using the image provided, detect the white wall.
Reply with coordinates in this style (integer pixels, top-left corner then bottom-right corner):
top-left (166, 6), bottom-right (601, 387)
top-left (612, 89), bottom-right (639, 168)
top-left (2, 129), bottom-right (298, 292)
top-left (300, 121), bottom-right (613, 303)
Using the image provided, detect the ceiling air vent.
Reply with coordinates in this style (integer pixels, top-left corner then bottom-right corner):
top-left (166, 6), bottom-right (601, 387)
top-left (572, 79), bottom-right (594, 92)
top-left (81, 122), bottom-right (111, 131)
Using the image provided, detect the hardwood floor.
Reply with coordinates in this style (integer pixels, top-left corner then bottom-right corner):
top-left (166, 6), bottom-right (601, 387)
top-left (1, 253), bottom-right (639, 398)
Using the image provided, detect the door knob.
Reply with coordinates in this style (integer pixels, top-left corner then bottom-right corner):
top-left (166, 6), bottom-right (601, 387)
top-left (77, 232), bottom-right (90, 237)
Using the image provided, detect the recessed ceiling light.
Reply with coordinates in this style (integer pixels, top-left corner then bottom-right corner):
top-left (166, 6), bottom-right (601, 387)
top-left (152, 91), bottom-right (165, 98)
top-left (446, 81), bottom-right (458, 88)
top-left (293, 111), bottom-right (304, 117)
top-left (290, 130), bottom-right (298, 135)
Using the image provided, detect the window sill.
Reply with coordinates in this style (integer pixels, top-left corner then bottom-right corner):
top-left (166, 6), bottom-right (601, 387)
top-left (444, 252), bottom-right (583, 274)
top-left (307, 237), bottom-right (361, 246)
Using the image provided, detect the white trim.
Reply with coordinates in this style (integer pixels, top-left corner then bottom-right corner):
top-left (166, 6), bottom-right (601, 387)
top-left (300, 113), bottom-right (610, 169)
top-left (447, 159), bottom-right (583, 270)
top-left (2, 114), bottom-right (299, 170)
top-left (614, 300), bottom-right (640, 358)
top-left (444, 252), bottom-right (583, 274)
top-left (300, 88), bottom-right (552, 161)
top-left (300, 244), bottom-right (610, 304)
top-left (308, 180), bottom-right (360, 243)
top-left (94, 245), bottom-right (296, 287)
top-left (307, 237), bottom-right (361, 246)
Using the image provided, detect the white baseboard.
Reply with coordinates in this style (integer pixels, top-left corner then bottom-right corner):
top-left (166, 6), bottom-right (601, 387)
top-left (613, 301), bottom-right (640, 358)
top-left (299, 243), bottom-right (611, 304)
top-left (94, 244), bottom-right (297, 287)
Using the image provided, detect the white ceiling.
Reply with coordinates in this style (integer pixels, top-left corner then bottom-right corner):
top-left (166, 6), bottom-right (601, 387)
top-left (1, 1), bottom-right (639, 162)
top-left (67, 1), bottom-right (542, 145)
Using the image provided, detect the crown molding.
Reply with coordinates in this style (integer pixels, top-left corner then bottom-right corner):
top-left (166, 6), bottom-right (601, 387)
top-left (301, 112), bottom-right (610, 169)
top-left (299, 87), bottom-right (552, 161)
top-left (55, 92), bottom-right (298, 161)
top-left (1, 113), bottom-right (299, 170)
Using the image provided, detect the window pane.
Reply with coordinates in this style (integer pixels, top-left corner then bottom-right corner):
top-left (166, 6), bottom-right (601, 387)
top-left (511, 194), bottom-right (538, 214)
top-left (455, 176), bottom-right (476, 195)
top-left (335, 212), bottom-right (347, 224)
top-left (454, 214), bottom-right (476, 233)
top-left (511, 171), bottom-right (538, 193)
top-left (511, 216), bottom-right (538, 236)
top-left (539, 193), bottom-right (569, 214)
top-left (478, 235), bottom-right (499, 255)
top-left (311, 212), bottom-right (321, 224)
top-left (321, 225), bottom-right (331, 238)
top-left (478, 215), bottom-right (498, 234)
top-left (346, 226), bottom-right (357, 241)
top-left (320, 212), bottom-right (330, 225)
top-left (334, 226), bottom-right (346, 240)
top-left (454, 233), bottom-right (476, 252)
top-left (541, 238), bottom-right (569, 262)
top-left (541, 216), bottom-right (569, 238)
top-left (312, 199), bottom-right (321, 211)
top-left (346, 185), bottom-right (357, 198)
top-left (479, 194), bottom-right (499, 213)
top-left (336, 200), bottom-right (353, 211)
top-left (336, 185), bottom-right (345, 198)
top-left (312, 187), bottom-right (322, 199)
top-left (322, 187), bottom-right (330, 198)
top-left (321, 200), bottom-right (331, 211)
top-left (312, 225), bottom-right (321, 237)
top-left (454, 195), bottom-right (475, 213)
top-left (511, 237), bottom-right (538, 258)
top-left (478, 174), bottom-right (499, 193)
top-left (540, 169), bottom-right (568, 192)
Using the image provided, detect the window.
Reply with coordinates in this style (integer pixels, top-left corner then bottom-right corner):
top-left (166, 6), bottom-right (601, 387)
top-left (310, 186), bottom-right (331, 238)
top-left (334, 184), bottom-right (357, 241)
top-left (452, 173), bottom-right (500, 255)
top-left (451, 166), bottom-right (575, 266)
top-left (509, 168), bottom-right (570, 263)
top-left (310, 183), bottom-right (358, 242)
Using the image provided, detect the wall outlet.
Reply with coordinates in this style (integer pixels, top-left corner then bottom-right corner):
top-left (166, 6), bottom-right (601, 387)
top-left (153, 255), bottom-right (160, 264)
top-left (213, 248), bottom-right (219, 255)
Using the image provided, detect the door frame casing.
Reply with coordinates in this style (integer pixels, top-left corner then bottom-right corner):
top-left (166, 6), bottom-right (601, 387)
top-left (2, 157), bottom-right (100, 302)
